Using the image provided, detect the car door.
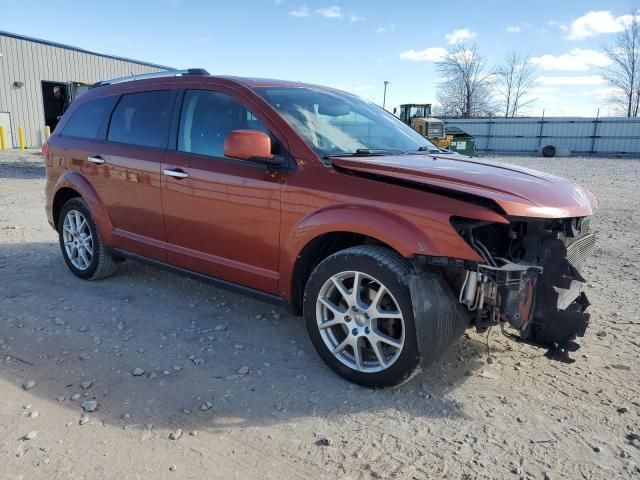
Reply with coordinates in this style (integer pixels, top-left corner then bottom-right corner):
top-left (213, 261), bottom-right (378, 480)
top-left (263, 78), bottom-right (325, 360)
top-left (161, 88), bottom-right (285, 294)
top-left (86, 89), bottom-right (177, 261)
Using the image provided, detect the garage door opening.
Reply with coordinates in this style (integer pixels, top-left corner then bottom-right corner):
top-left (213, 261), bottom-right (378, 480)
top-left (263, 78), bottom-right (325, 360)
top-left (41, 81), bottom-right (69, 133)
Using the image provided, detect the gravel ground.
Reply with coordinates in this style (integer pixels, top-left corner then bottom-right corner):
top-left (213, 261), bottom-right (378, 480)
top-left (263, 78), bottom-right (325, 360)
top-left (0, 149), bottom-right (639, 480)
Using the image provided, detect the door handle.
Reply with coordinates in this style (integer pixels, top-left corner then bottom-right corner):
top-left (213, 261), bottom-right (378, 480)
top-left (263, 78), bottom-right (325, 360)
top-left (163, 168), bottom-right (189, 179)
top-left (87, 155), bottom-right (105, 164)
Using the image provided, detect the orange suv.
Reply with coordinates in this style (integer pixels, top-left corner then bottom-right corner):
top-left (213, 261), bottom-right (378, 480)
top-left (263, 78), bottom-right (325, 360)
top-left (44, 69), bottom-right (597, 387)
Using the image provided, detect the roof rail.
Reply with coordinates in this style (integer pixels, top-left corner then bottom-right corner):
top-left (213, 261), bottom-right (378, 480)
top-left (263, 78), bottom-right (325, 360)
top-left (91, 68), bottom-right (210, 88)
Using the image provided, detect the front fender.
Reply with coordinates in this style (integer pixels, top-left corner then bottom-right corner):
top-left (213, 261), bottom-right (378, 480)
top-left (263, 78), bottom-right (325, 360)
top-left (53, 171), bottom-right (113, 244)
top-left (279, 204), bottom-right (482, 300)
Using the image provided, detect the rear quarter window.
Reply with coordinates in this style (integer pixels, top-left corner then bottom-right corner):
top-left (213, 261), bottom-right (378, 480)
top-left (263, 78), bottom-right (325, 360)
top-left (61, 96), bottom-right (118, 140)
top-left (107, 90), bottom-right (174, 149)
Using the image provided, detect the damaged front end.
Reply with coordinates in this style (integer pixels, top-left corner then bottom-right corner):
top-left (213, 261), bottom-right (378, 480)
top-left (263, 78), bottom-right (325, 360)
top-left (448, 216), bottom-right (596, 347)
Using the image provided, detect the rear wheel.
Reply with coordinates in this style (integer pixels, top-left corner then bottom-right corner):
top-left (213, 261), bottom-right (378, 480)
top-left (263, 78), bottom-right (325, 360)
top-left (303, 246), bottom-right (420, 388)
top-left (58, 197), bottom-right (117, 280)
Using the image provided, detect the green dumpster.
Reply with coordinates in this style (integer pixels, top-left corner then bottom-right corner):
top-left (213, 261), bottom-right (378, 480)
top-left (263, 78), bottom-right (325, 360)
top-left (445, 126), bottom-right (475, 156)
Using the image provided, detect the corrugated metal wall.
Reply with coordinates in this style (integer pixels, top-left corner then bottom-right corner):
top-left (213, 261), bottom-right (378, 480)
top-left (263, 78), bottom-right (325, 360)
top-left (0, 33), bottom-right (168, 147)
top-left (444, 117), bottom-right (640, 156)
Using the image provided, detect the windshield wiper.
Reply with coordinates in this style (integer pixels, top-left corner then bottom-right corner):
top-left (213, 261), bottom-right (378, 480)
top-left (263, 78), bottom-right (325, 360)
top-left (324, 148), bottom-right (403, 158)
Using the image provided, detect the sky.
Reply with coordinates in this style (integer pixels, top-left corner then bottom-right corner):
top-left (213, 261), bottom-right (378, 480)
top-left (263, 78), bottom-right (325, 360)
top-left (1, 0), bottom-right (639, 116)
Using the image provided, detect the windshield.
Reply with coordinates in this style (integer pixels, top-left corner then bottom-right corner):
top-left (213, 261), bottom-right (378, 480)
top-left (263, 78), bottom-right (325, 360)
top-left (255, 87), bottom-right (438, 156)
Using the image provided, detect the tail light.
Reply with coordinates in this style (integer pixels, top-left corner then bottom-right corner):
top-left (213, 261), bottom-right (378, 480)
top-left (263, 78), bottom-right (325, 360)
top-left (42, 141), bottom-right (49, 160)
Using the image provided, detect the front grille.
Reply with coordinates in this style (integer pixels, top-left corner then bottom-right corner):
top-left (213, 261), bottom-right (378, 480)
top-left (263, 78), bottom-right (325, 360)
top-left (556, 232), bottom-right (596, 309)
top-left (565, 217), bottom-right (591, 247)
top-left (566, 233), bottom-right (596, 269)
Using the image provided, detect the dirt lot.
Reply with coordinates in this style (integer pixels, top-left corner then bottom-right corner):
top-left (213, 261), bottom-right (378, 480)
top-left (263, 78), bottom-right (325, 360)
top-left (0, 150), bottom-right (639, 480)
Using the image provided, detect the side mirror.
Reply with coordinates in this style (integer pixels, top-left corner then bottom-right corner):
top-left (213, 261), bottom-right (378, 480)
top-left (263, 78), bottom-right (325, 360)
top-left (393, 107), bottom-right (397, 114)
top-left (224, 130), bottom-right (281, 165)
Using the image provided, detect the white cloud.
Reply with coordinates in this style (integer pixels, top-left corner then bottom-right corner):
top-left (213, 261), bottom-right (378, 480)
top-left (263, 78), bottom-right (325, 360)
top-left (376, 24), bottom-right (395, 34)
top-left (532, 48), bottom-right (611, 71)
top-left (315, 6), bottom-right (342, 18)
top-left (547, 20), bottom-right (569, 32)
top-left (536, 75), bottom-right (606, 86)
top-left (567, 10), bottom-right (636, 40)
top-left (506, 26), bottom-right (521, 33)
top-left (530, 86), bottom-right (558, 94)
top-left (588, 86), bottom-right (619, 101)
top-left (350, 13), bottom-right (365, 23)
top-left (399, 47), bottom-right (447, 62)
top-left (445, 28), bottom-right (476, 44)
top-left (289, 5), bottom-right (309, 17)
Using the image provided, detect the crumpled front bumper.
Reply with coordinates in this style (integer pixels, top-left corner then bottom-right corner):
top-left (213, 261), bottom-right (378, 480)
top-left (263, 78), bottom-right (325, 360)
top-left (480, 231), bottom-right (596, 346)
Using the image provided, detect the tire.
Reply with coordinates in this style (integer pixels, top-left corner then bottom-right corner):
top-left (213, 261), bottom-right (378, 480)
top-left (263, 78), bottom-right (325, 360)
top-left (57, 197), bottom-right (117, 280)
top-left (303, 246), bottom-right (420, 388)
top-left (542, 145), bottom-right (556, 158)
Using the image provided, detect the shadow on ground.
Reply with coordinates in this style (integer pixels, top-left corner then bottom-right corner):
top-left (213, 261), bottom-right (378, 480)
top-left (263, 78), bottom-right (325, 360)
top-left (0, 242), bottom-right (488, 433)
top-left (0, 157), bottom-right (46, 179)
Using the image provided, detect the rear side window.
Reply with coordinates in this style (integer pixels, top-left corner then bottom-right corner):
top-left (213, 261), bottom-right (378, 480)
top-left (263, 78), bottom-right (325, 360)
top-left (178, 90), bottom-right (270, 158)
top-left (107, 90), bottom-right (174, 148)
top-left (61, 96), bottom-right (118, 140)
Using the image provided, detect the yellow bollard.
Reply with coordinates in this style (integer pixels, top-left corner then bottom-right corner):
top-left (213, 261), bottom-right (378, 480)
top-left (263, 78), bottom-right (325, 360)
top-left (44, 126), bottom-right (51, 140)
top-left (0, 126), bottom-right (5, 151)
top-left (18, 127), bottom-right (25, 150)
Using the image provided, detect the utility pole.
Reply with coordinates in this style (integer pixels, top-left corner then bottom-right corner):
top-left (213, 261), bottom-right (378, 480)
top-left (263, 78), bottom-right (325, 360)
top-left (382, 81), bottom-right (390, 110)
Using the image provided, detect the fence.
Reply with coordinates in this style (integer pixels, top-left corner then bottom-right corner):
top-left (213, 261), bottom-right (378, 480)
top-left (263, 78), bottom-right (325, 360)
top-left (443, 116), bottom-right (640, 156)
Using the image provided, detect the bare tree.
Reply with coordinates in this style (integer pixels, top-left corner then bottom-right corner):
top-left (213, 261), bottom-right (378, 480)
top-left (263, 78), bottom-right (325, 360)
top-left (435, 43), bottom-right (495, 118)
top-left (602, 11), bottom-right (640, 117)
top-left (495, 51), bottom-right (538, 117)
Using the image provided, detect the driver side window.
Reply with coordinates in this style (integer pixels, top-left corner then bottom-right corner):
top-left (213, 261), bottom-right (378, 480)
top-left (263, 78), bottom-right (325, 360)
top-left (178, 90), bottom-right (270, 158)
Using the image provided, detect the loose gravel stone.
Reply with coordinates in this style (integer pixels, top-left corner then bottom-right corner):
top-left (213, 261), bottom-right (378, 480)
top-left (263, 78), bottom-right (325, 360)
top-left (22, 380), bottom-right (36, 390)
top-left (169, 429), bottom-right (183, 440)
top-left (81, 400), bottom-right (98, 412)
top-left (131, 368), bottom-right (145, 376)
top-left (21, 431), bottom-right (37, 441)
top-left (79, 380), bottom-right (93, 390)
top-left (315, 436), bottom-right (332, 447)
top-left (238, 366), bottom-right (250, 375)
top-left (79, 414), bottom-right (90, 425)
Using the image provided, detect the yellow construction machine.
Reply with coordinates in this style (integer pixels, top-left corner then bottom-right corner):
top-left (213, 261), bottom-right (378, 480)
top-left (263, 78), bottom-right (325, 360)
top-left (396, 104), bottom-right (453, 149)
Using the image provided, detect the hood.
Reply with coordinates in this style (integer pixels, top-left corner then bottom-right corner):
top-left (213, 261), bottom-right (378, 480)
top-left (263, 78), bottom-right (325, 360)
top-left (331, 153), bottom-right (598, 219)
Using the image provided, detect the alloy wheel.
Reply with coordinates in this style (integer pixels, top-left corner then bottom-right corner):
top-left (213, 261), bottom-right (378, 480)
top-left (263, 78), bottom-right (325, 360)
top-left (62, 209), bottom-right (94, 271)
top-left (315, 271), bottom-right (405, 373)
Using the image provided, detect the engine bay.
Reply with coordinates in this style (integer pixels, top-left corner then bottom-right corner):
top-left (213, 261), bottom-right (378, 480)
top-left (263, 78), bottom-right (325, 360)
top-left (450, 216), bottom-right (596, 347)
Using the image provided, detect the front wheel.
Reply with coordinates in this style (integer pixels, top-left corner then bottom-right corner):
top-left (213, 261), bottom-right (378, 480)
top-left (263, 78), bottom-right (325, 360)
top-left (303, 246), bottom-right (420, 388)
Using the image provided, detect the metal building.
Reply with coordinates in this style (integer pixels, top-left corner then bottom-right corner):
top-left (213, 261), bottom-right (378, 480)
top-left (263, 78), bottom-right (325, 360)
top-left (444, 117), bottom-right (640, 156)
top-left (0, 31), bottom-right (171, 148)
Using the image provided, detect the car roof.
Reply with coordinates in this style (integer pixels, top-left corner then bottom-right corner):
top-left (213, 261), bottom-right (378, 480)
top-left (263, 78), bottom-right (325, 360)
top-left (90, 73), bottom-right (345, 97)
